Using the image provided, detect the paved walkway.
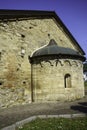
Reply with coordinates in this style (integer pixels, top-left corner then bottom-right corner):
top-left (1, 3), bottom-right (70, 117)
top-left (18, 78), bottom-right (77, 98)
top-left (0, 90), bottom-right (87, 129)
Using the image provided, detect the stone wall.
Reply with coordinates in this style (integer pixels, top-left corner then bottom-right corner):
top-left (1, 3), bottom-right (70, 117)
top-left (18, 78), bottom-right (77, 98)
top-left (32, 58), bottom-right (84, 102)
top-left (0, 18), bottom-right (84, 108)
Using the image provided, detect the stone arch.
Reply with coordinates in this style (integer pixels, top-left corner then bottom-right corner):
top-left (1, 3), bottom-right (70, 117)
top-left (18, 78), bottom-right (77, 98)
top-left (78, 61), bottom-right (82, 67)
top-left (55, 59), bottom-right (63, 66)
top-left (64, 60), bottom-right (71, 66)
top-left (72, 61), bottom-right (78, 66)
top-left (64, 74), bottom-right (71, 88)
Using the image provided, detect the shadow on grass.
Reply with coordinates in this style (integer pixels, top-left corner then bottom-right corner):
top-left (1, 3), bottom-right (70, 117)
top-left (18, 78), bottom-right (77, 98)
top-left (71, 102), bottom-right (87, 114)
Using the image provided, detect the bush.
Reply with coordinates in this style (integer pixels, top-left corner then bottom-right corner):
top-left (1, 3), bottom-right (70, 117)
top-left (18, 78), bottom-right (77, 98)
top-left (85, 81), bottom-right (87, 87)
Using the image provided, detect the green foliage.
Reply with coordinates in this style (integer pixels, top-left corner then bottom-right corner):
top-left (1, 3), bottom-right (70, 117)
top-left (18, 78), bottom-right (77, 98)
top-left (17, 117), bottom-right (87, 130)
top-left (83, 62), bottom-right (87, 72)
top-left (85, 81), bottom-right (87, 87)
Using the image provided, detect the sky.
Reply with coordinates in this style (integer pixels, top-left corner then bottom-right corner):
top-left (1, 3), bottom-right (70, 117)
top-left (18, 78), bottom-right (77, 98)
top-left (0, 0), bottom-right (87, 58)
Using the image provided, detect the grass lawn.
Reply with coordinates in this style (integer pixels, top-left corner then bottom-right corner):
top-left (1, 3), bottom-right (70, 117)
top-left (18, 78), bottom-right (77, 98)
top-left (17, 117), bottom-right (87, 130)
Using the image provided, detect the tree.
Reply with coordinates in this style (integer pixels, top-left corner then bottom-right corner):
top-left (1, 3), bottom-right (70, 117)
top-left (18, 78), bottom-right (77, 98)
top-left (83, 61), bottom-right (87, 72)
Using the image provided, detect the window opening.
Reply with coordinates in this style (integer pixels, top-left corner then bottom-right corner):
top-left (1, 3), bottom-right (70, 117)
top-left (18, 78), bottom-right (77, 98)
top-left (64, 74), bottom-right (71, 88)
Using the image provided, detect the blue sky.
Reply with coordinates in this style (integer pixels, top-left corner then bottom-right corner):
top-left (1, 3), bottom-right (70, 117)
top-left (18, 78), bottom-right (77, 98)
top-left (0, 0), bottom-right (87, 58)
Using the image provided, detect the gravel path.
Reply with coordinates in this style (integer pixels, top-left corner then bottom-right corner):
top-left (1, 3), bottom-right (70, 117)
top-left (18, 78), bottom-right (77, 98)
top-left (0, 90), bottom-right (87, 129)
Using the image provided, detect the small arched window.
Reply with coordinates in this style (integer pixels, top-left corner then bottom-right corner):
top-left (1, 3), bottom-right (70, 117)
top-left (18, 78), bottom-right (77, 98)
top-left (64, 74), bottom-right (71, 88)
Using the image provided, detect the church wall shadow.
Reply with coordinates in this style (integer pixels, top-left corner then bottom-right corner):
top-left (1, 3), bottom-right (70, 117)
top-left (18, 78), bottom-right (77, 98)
top-left (71, 102), bottom-right (87, 114)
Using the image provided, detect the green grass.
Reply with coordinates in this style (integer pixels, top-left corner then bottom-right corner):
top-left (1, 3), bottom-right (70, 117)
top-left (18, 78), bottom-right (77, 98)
top-left (17, 117), bottom-right (87, 130)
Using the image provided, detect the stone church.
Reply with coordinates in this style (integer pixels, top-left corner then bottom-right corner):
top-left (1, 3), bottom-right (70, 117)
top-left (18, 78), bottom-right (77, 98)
top-left (0, 10), bottom-right (86, 108)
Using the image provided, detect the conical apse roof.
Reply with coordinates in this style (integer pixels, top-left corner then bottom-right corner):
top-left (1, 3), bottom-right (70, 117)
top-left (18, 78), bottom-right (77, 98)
top-left (32, 39), bottom-right (79, 57)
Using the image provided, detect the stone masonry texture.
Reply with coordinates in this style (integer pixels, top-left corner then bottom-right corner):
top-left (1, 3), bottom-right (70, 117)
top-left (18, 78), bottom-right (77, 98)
top-left (0, 18), bottom-right (85, 108)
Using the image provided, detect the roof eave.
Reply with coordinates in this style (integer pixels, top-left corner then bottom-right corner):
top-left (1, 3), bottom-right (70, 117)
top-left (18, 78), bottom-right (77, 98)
top-left (29, 54), bottom-right (86, 64)
top-left (0, 9), bottom-right (54, 19)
